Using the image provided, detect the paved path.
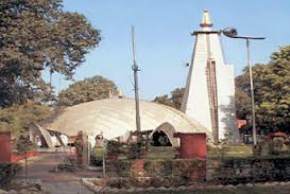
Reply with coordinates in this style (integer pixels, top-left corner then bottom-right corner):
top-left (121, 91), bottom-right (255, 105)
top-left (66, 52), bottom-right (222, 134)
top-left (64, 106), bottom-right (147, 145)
top-left (15, 151), bottom-right (100, 194)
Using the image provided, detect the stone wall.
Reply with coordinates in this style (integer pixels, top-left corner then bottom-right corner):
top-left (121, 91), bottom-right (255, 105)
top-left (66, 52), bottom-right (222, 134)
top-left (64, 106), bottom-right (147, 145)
top-left (207, 157), bottom-right (290, 184)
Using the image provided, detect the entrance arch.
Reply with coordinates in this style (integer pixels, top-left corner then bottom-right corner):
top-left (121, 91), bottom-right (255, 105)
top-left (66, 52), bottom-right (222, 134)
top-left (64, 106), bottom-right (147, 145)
top-left (150, 122), bottom-right (179, 147)
top-left (151, 130), bottom-right (172, 146)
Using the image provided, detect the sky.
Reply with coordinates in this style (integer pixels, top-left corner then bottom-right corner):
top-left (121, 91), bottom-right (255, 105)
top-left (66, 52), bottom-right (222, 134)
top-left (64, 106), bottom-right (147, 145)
top-left (49, 0), bottom-right (290, 100)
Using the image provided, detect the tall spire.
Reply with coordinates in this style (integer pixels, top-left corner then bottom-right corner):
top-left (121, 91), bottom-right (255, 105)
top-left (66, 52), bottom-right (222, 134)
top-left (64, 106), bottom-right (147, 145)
top-left (200, 10), bottom-right (213, 27)
top-left (182, 10), bottom-right (239, 143)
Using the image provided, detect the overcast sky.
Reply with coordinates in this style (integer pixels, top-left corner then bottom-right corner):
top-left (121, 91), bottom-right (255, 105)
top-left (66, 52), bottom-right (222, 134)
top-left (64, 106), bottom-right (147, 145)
top-left (48, 0), bottom-right (290, 100)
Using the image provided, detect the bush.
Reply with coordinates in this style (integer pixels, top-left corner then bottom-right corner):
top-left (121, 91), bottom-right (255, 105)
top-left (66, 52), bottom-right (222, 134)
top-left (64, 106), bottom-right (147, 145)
top-left (106, 160), bottom-right (131, 177)
top-left (0, 163), bottom-right (21, 186)
top-left (106, 141), bottom-right (128, 159)
top-left (106, 158), bottom-right (206, 183)
top-left (144, 160), bottom-right (172, 177)
top-left (172, 159), bottom-right (205, 179)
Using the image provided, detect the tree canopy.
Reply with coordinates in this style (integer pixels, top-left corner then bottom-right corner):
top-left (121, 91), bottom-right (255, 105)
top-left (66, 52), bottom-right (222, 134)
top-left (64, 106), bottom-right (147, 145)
top-left (58, 75), bottom-right (119, 106)
top-left (0, 101), bottom-right (53, 136)
top-left (236, 45), bottom-right (290, 132)
top-left (0, 0), bottom-right (100, 107)
top-left (153, 88), bottom-right (184, 110)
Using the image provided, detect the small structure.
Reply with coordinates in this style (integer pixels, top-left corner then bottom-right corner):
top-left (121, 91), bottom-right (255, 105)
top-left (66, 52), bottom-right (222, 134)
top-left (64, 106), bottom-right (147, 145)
top-left (0, 132), bottom-right (12, 163)
top-left (174, 133), bottom-right (207, 159)
top-left (0, 132), bottom-right (37, 163)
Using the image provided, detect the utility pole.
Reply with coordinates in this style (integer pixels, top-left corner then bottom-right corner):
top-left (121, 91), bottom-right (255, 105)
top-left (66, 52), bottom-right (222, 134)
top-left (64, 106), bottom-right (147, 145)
top-left (131, 26), bottom-right (141, 143)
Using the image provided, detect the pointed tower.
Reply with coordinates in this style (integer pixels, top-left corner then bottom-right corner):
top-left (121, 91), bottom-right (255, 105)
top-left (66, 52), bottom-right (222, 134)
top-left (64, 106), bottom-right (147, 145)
top-left (181, 10), bottom-right (239, 143)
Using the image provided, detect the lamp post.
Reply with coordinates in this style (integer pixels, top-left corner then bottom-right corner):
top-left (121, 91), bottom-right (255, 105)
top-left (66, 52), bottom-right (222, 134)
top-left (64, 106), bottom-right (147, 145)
top-left (222, 28), bottom-right (265, 145)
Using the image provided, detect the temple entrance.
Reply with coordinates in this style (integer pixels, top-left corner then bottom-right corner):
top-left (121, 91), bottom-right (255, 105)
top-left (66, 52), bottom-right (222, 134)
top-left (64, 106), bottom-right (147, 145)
top-left (151, 130), bottom-right (172, 146)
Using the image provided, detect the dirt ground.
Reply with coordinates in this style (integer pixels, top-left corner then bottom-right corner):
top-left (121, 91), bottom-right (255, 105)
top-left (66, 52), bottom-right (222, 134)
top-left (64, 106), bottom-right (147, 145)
top-left (13, 150), bottom-right (99, 194)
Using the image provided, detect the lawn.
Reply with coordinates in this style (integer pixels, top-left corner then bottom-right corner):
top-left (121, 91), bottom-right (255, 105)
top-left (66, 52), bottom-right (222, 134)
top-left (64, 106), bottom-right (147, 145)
top-left (207, 144), bottom-right (253, 159)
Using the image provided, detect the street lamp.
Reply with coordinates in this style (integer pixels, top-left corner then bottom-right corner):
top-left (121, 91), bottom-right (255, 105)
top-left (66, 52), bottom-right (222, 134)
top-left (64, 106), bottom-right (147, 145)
top-left (222, 27), bottom-right (266, 145)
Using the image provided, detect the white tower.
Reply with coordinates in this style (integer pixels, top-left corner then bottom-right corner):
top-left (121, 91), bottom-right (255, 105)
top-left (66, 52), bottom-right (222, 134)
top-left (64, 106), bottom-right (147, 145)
top-left (181, 10), bottom-right (239, 143)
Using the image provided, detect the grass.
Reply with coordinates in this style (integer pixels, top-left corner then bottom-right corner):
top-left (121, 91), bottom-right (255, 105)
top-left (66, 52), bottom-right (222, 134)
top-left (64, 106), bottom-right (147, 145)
top-left (207, 144), bottom-right (253, 159)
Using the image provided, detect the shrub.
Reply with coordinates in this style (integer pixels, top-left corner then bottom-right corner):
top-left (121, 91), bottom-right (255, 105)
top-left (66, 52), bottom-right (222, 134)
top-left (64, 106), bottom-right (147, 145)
top-left (0, 163), bottom-right (21, 186)
top-left (144, 160), bottom-right (172, 177)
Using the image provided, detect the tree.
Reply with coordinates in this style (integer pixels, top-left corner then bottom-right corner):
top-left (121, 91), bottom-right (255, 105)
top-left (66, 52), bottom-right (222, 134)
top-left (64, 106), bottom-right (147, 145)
top-left (153, 95), bottom-right (173, 108)
top-left (58, 75), bottom-right (119, 106)
top-left (0, 0), bottom-right (100, 107)
top-left (0, 101), bottom-right (53, 136)
top-left (171, 88), bottom-right (185, 109)
top-left (153, 88), bottom-right (185, 110)
top-left (235, 87), bottom-right (251, 120)
top-left (236, 45), bottom-right (290, 132)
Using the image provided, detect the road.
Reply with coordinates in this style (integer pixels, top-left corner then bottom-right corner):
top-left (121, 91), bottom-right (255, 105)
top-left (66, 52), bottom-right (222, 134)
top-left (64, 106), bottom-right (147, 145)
top-left (15, 150), bottom-right (99, 194)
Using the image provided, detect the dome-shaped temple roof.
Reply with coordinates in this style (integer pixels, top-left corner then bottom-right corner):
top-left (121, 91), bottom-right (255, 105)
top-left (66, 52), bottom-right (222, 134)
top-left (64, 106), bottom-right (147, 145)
top-left (46, 98), bottom-right (210, 141)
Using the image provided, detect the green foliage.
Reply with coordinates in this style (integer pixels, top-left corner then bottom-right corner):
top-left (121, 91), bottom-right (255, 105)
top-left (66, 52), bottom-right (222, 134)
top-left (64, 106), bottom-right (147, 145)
top-left (144, 159), bottom-right (172, 177)
top-left (58, 75), bottom-right (118, 106)
top-left (128, 143), bottom-right (144, 159)
top-left (153, 95), bottom-right (172, 107)
top-left (0, 102), bottom-right (52, 136)
top-left (236, 45), bottom-right (290, 132)
top-left (106, 160), bottom-right (131, 177)
top-left (235, 88), bottom-right (251, 120)
top-left (107, 141), bottom-right (127, 155)
top-left (106, 159), bottom-right (205, 181)
top-left (209, 144), bottom-right (253, 159)
top-left (0, 163), bottom-right (21, 186)
top-left (16, 134), bottom-right (35, 154)
top-left (146, 146), bottom-right (176, 159)
top-left (0, 0), bottom-right (100, 107)
top-left (153, 88), bottom-right (185, 110)
top-left (172, 159), bottom-right (204, 178)
top-left (106, 141), bottom-right (147, 160)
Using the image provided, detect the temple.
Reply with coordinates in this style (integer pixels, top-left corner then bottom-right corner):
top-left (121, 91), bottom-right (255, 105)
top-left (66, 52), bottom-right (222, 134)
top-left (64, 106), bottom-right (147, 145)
top-left (181, 10), bottom-right (239, 143)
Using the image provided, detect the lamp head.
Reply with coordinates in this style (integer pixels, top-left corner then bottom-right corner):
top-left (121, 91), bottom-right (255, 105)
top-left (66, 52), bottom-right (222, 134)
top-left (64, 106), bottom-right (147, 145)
top-left (222, 27), bottom-right (238, 38)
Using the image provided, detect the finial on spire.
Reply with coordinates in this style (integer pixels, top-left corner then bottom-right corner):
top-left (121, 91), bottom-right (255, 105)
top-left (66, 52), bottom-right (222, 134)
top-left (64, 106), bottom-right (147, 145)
top-left (200, 10), bottom-right (213, 27)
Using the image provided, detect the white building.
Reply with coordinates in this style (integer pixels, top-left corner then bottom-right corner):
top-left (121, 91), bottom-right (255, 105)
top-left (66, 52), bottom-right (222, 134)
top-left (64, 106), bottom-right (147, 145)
top-left (181, 10), bottom-right (239, 142)
top-left (44, 98), bottom-right (211, 146)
